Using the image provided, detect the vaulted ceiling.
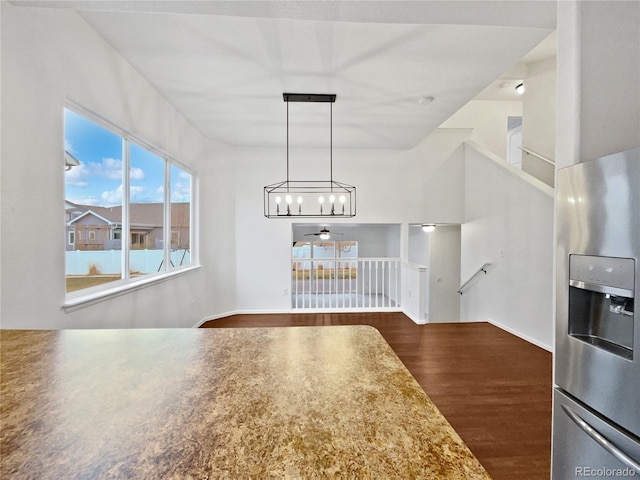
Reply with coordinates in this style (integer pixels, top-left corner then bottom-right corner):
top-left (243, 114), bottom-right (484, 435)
top-left (15, 1), bottom-right (556, 149)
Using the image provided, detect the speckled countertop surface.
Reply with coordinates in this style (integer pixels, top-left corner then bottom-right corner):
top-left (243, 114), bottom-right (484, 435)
top-left (1, 326), bottom-right (490, 479)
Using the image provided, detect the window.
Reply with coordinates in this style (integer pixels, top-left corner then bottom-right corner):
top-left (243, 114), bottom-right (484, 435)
top-left (170, 164), bottom-right (191, 267)
top-left (64, 106), bottom-right (196, 298)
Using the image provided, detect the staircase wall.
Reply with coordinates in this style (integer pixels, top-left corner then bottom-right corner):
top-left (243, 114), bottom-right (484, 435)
top-left (460, 141), bottom-right (554, 351)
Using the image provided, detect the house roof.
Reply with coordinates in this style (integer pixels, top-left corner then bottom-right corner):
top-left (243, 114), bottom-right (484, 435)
top-left (66, 202), bottom-right (190, 228)
top-left (67, 209), bottom-right (116, 226)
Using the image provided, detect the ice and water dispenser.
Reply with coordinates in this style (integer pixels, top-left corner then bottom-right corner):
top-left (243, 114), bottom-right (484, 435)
top-left (569, 255), bottom-right (635, 360)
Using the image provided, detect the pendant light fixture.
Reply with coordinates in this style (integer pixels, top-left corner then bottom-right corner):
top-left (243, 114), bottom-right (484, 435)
top-left (263, 93), bottom-right (356, 218)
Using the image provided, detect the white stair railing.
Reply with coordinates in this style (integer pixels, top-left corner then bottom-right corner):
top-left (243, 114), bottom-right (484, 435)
top-left (291, 258), bottom-right (401, 310)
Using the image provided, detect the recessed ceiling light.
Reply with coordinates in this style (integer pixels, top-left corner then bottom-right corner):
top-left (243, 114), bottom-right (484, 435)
top-left (515, 83), bottom-right (525, 95)
top-left (418, 96), bottom-right (435, 105)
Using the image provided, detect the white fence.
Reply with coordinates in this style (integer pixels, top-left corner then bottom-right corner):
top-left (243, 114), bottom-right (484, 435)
top-left (291, 258), bottom-right (401, 310)
top-left (66, 249), bottom-right (190, 275)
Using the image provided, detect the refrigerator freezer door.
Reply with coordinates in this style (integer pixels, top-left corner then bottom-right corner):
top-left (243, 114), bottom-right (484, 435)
top-left (553, 389), bottom-right (640, 479)
top-left (555, 148), bottom-right (640, 437)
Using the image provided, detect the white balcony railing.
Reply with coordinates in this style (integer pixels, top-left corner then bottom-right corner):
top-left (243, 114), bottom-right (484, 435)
top-left (291, 258), bottom-right (401, 310)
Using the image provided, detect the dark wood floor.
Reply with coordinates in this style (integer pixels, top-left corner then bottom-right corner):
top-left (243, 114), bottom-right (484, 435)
top-left (201, 312), bottom-right (553, 480)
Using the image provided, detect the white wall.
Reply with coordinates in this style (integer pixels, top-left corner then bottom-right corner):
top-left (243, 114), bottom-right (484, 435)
top-left (439, 101), bottom-right (523, 161)
top-left (461, 142), bottom-right (554, 350)
top-left (408, 227), bottom-right (429, 266)
top-left (578, 1), bottom-right (640, 162)
top-left (557, 1), bottom-right (640, 169)
top-left (418, 130), bottom-right (470, 223)
top-left (428, 225), bottom-right (461, 323)
top-left (0, 4), bottom-right (237, 329)
top-left (521, 56), bottom-right (556, 186)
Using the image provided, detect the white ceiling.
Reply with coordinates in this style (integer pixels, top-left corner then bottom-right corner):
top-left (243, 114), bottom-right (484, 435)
top-left (15, 1), bottom-right (556, 149)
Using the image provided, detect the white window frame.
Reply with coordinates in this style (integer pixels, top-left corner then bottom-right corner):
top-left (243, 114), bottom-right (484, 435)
top-left (64, 102), bottom-right (199, 310)
top-left (68, 230), bottom-right (75, 245)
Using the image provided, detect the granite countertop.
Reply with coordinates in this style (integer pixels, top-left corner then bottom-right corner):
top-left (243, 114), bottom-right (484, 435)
top-left (1, 326), bottom-right (490, 479)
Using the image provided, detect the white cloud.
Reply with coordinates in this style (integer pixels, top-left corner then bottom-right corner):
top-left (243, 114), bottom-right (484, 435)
top-left (100, 184), bottom-right (123, 206)
top-left (65, 163), bottom-right (89, 187)
top-left (171, 181), bottom-right (191, 203)
top-left (101, 158), bottom-right (123, 180)
top-left (178, 171), bottom-right (191, 180)
top-left (65, 157), bottom-right (147, 190)
top-left (129, 185), bottom-right (146, 202)
top-left (130, 167), bottom-right (145, 180)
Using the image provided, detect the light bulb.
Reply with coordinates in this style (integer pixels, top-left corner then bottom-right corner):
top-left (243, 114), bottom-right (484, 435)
top-left (320, 233), bottom-right (330, 240)
top-left (319, 196), bottom-right (324, 204)
top-left (286, 195), bottom-right (292, 204)
top-left (329, 195), bottom-right (335, 203)
top-left (422, 224), bottom-right (436, 233)
top-left (275, 196), bottom-right (281, 204)
top-left (297, 196), bottom-right (303, 204)
top-left (339, 195), bottom-right (346, 204)
top-left (515, 83), bottom-right (525, 95)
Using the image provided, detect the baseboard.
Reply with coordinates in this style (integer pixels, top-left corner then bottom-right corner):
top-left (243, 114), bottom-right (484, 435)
top-left (194, 309), bottom-right (294, 327)
top-left (402, 309), bottom-right (428, 325)
top-left (193, 310), bottom-right (237, 328)
top-left (487, 317), bottom-right (553, 352)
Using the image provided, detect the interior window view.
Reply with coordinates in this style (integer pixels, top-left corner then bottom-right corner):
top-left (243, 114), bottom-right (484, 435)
top-left (2, 2), bottom-right (639, 480)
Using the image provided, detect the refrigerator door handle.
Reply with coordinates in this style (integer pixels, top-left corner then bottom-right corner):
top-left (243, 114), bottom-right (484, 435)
top-left (562, 404), bottom-right (640, 474)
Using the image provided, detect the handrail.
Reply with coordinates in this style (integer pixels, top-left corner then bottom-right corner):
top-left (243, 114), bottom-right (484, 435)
top-left (457, 263), bottom-right (491, 295)
top-left (519, 146), bottom-right (555, 166)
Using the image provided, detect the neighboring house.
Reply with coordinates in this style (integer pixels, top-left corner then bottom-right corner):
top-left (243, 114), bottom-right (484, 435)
top-left (65, 201), bottom-right (189, 251)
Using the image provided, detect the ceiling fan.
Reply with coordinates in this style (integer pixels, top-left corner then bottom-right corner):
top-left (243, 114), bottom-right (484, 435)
top-left (304, 228), bottom-right (343, 240)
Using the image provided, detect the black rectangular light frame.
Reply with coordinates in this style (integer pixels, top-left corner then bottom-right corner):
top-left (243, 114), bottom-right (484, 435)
top-left (283, 93), bottom-right (336, 103)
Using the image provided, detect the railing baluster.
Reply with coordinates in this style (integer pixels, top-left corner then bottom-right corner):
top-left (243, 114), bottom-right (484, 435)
top-left (395, 261), bottom-right (399, 307)
top-left (387, 261), bottom-right (390, 307)
top-left (384, 260), bottom-right (391, 308)
top-left (375, 262), bottom-right (378, 308)
top-left (323, 261), bottom-right (326, 309)
top-left (385, 260), bottom-right (391, 308)
top-left (355, 260), bottom-right (360, 308)
top-left (294, 261), bottom-right (298, 309)
top-left (314, 261), bottom-right (318, 309)
top-left (383, 260), bottom-right (387, 308)
top-left (368, 260), bottom-right (372, 307)
top-left (336, 261), bottom-right (345, 307)
top-left (348, 261), bottom-right (351, 307)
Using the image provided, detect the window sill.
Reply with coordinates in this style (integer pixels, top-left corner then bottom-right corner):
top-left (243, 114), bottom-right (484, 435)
top-left (63, 265), bottom-right (201, 313)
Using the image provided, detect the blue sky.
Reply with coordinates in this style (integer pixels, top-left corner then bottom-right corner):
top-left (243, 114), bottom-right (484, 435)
top-left (64, 108), bottom-right (190, 206)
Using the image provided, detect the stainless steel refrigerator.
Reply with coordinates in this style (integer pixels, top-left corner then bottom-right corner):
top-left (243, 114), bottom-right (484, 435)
top-left (553, 147), bottom-right (640, 479)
